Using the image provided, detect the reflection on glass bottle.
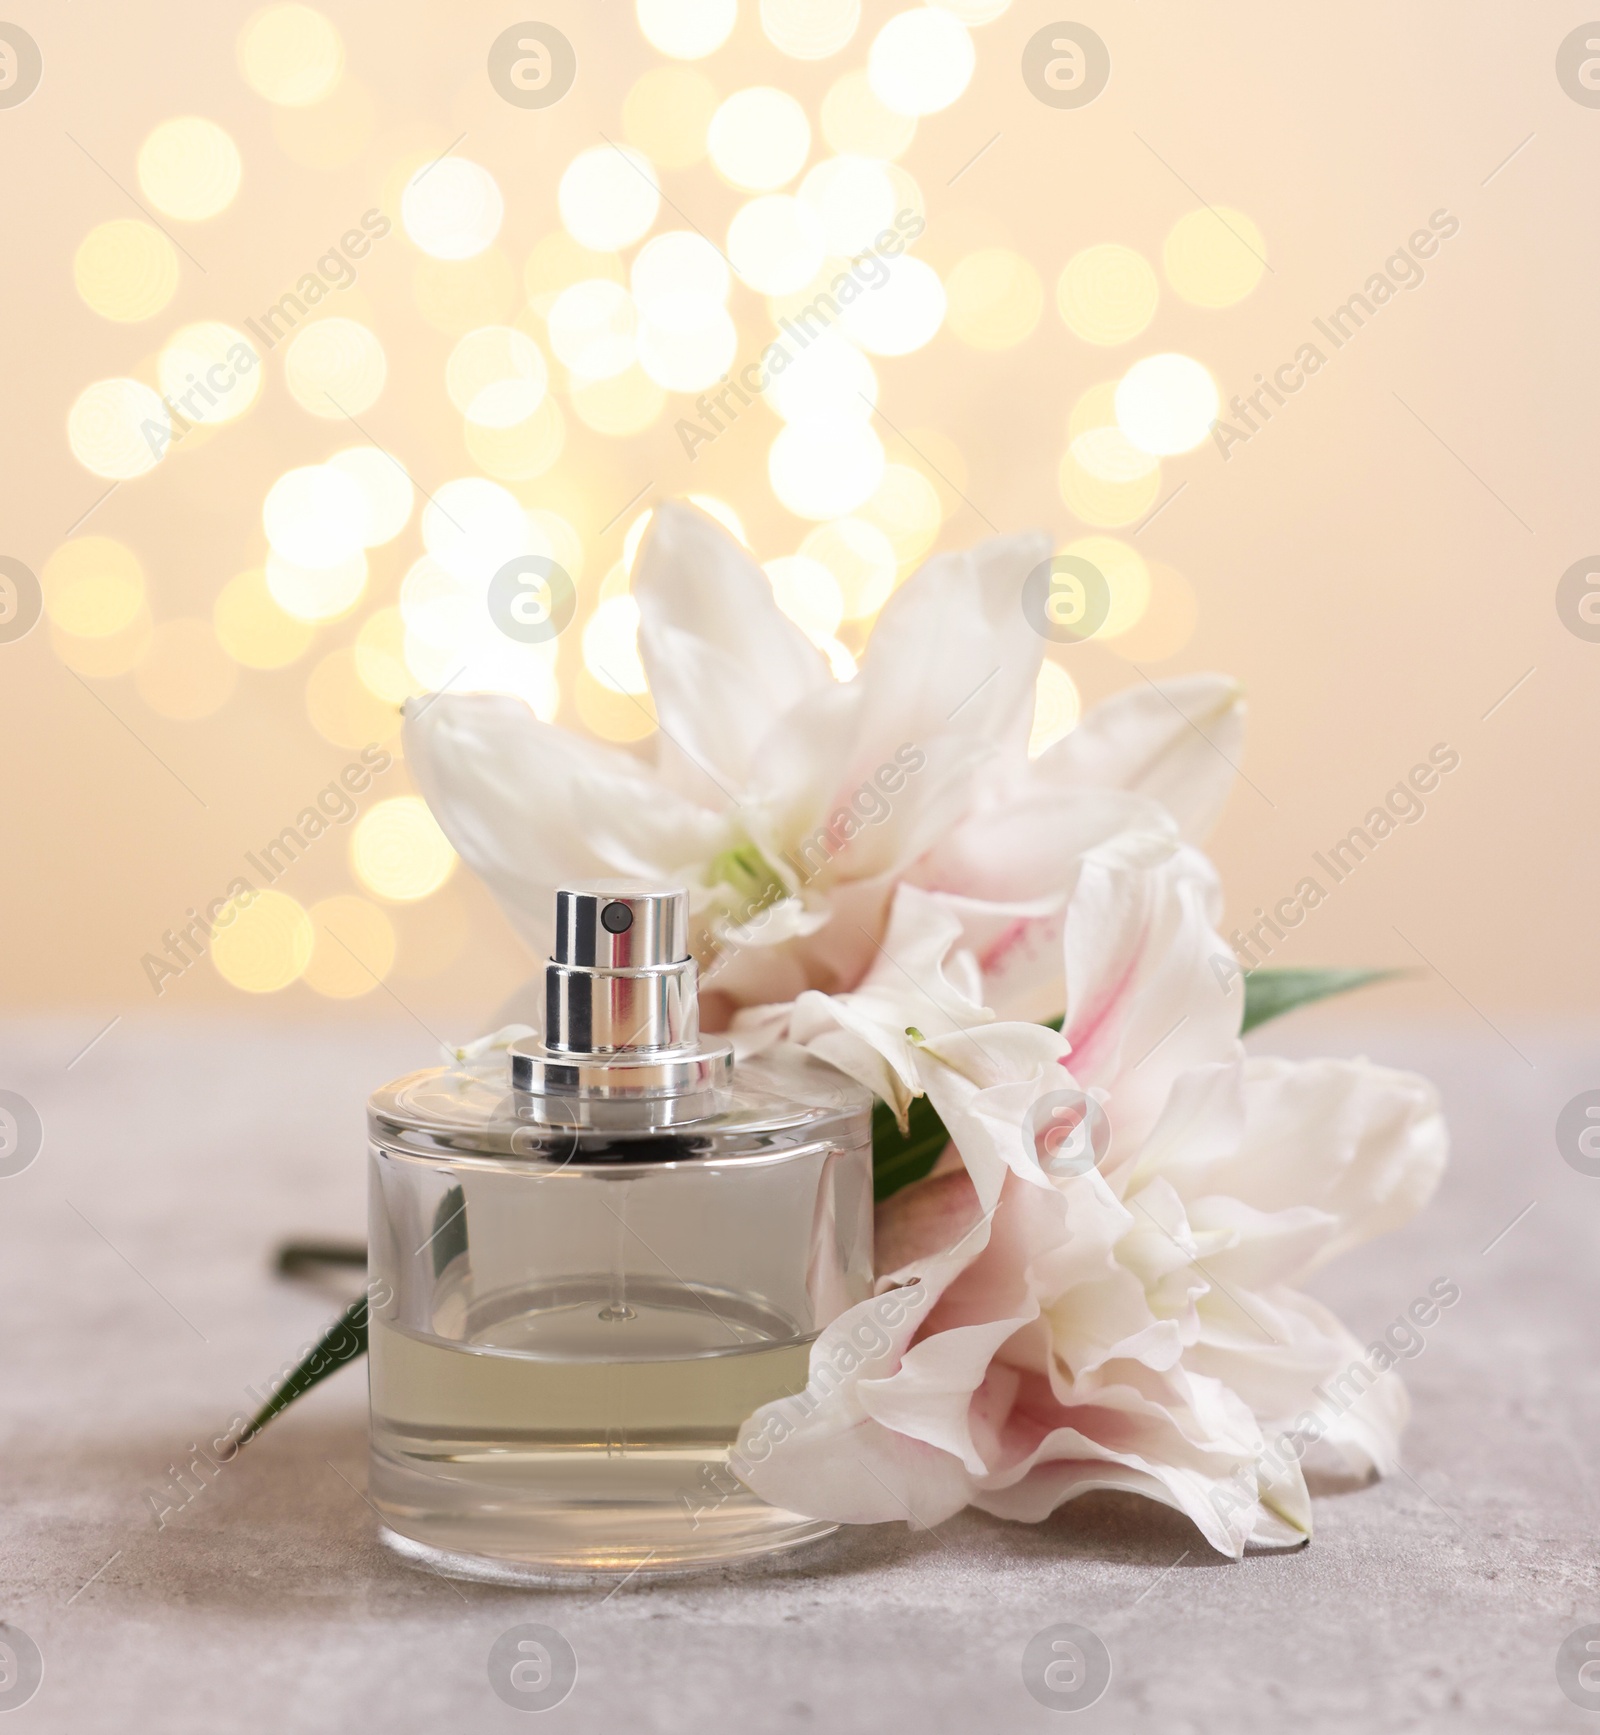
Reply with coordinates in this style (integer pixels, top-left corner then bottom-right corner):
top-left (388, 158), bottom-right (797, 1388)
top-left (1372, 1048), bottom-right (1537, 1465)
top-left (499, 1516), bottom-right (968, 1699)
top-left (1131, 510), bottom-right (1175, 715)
top-left (366, 882), bottom-right (873, 1578)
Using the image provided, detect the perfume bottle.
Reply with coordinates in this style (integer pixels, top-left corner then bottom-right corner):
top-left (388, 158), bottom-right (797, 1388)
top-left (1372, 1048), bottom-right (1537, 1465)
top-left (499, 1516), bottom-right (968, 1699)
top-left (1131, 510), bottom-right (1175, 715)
top-left (366, 882), bottom-right (874, 1577)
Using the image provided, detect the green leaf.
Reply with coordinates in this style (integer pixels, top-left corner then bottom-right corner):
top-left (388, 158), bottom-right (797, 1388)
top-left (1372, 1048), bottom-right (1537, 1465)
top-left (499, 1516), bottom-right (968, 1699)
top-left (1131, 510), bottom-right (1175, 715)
top-left (240, 1294), bottom-right (370, 1445)
top-left (1242, 966), bottom-right (1403, 1034)
top-left (872, 1091), bottom-right (953, 1202)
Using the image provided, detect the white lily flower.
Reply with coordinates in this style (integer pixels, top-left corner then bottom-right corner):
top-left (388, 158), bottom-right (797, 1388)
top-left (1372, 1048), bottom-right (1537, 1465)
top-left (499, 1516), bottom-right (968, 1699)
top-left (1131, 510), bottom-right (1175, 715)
top-left (734, 846), bottom-right (1448, 1557)
top-left (402, 501), bottom-right (1245, 1026)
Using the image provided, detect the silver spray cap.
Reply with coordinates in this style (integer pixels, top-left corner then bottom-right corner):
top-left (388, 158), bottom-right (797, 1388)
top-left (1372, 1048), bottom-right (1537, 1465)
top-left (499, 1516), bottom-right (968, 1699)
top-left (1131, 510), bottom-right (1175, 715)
top-left (510, 881), bottom-right (732, 1122)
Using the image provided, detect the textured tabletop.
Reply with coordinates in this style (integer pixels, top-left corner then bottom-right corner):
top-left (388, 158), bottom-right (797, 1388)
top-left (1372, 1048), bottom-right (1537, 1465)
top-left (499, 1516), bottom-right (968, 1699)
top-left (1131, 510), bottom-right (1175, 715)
top-left (2, 1013), bottom-right (1595, 1733)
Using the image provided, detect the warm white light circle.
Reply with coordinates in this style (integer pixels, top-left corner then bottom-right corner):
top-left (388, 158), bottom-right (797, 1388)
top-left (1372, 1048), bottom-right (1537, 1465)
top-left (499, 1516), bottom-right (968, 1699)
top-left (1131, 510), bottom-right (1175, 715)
top-left (422, 477), bottom-right (541, 587)
top-left (1070, 425), bottom-right (1159, 483)
top-left (839, 254), bottom-right (945, 354)
top-left (401, 157), bottom-right (503, 261)
top-left (727, 195), bottom-right (826, 295)
top-left (238, 4), bottom-right (345, 106)
top-left (158, 323), bottom-right (262, 424)
top-left (265, 549), bottom-right (367, 621)
top-left (137, 118), bottom-right (243, 221)
top-left (446, 326), bottom-right (549, 427)
top-left (868, 8), bottom-right (975, 116)
top-left (263, 465), bottom-right (370, 568)
top-left (766, 329), bottom-right (877, 423)
top-left (761, 0), bottom-right (860, 58)
top-left (636, 307), bottom-right (738, 392)
top-left (799, 155), bottom-right (897, 255)
top-left (327, 446), bottom-right (414, 545)
top-left (547, 280), bottom-right (639, 381)
top-left (68, 378), bottom-right (170, 479)
top-left (1115, 352), bottom-right (1220, 455)
top-left (283, 317), bottom-right (387, 417)
top-left (708, 87), bottom-right (812, 191)
top-left (631, 230), bottom-right (731, 329)
top-left (636, 0), bottom-right (736, 59)
top-left (769, 418), bottom-right (886, 518)
top-left (558, 145), bottom-right (660, 251)
top-left (401, 157), bottom-right (503, 260)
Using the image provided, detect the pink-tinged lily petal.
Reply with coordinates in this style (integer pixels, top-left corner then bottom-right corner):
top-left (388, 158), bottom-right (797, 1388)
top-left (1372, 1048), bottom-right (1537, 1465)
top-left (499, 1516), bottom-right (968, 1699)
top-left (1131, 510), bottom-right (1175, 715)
top-left (742, 1183), bottom-right (1275, 1554)
top-left (799, 733), bottom-right (997, 893)
top-left (1124, 1060), bottom-right (1246, 1197)
top-left (402, 692), bottom-right (727, 954)
top-left (1112, 1178), bottom-right (1212, 1334)
top-left (968, 1418), bottom-right (1260, 1556)
top-left (945, 1178), bottom-right (1181, 1382)
top-left (743, 1401), bottom-right (977, 1530)
top-left (633, 502), bottom-right (830, 801)
top-left (1061, 840), bottom-right (1243, 1153)
top-left (731, 884), bottom-right (994, 1124)
top-left (876, 1167), bottom-right (985, 1276)
top-left (1181, 1194), bottom-right (1343, 1293)
top-left (1186, 1287), bottom-right (1409, 1481)
top-left (910, 790), bottom-right (1176, 1021)
top-left (916, 891), bottom-right (1069, 1027)
top-left (861, 1311), bottom-right (1041, 1477)
top-left (915, 788), bottom-right (1173, 907)
top-left (1145, 1056), bottom-right (1447, 1274)
top-left (735, 1261), bottom-right (987, 1528)
top-left (953, 1351), bottom-right (1291, 1556)
top-left (975, 1452), bottom-right (1304, 1554)
top-left (1035, 672), bottom-right (1246, 843)
top-left (917, 1023), bottom-right (1076, 1205)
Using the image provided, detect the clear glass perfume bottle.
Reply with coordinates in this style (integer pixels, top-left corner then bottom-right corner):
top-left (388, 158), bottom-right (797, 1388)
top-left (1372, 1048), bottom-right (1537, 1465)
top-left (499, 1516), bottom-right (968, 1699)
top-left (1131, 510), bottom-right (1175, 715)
top-left (366, 882), bottom-right (873, 1578)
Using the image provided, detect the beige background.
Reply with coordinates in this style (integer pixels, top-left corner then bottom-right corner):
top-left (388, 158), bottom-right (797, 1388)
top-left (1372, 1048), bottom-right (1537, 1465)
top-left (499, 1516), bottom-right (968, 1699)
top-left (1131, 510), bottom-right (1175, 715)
top-left (0, 0), bottom-right (1594, 1035)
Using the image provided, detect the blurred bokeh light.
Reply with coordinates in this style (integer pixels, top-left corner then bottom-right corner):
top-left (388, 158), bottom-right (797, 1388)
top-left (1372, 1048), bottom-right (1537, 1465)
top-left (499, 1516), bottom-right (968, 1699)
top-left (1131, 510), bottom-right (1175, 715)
top-left (73, 221), bottom-right (180, 323)
top-left (237, 4), bottom-right (345, 106)
top-left (1163, 206), bottom-right (1268, 308)
top-left (137, 117), bottom-right (242, 220)
top-left (351, 797), bottom-right (459, 902)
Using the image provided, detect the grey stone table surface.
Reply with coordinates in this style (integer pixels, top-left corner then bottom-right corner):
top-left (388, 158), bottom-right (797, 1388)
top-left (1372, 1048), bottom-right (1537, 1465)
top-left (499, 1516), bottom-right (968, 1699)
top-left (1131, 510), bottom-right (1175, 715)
top-left (2, 1010), bottom-right (1596, 1733)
